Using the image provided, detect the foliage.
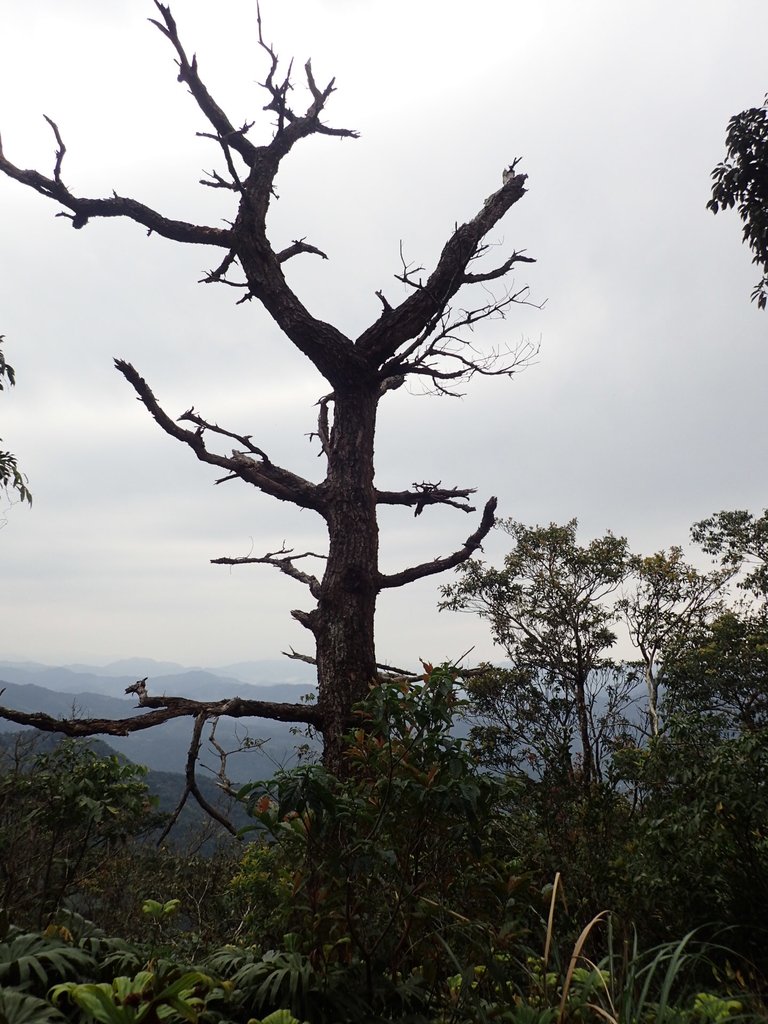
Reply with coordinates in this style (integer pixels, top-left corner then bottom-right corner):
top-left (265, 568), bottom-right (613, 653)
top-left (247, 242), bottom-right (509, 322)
top-left (0, 912), bottom-right (758, 1024)
top-left (0, 928), bottom-right (95, 995)
top-left (693, 508), bottom-right (768, 602)
top-left (75, 840), bottom-right (246, 955)
top-left (440, 519), bottom-right (631, 784)
top-left (616, 712), bottom-right (768, 961)
top-left (0, 334), bottom-right (32, 507)
top-left (0, 663), bottom-right (766, 1020)
top-left (0, 739), bottom-right (161, 928)
top-left (461, 663), bottom-right (637, 785)
top-left (438, 510), bottom-right (768, 981)
top-left (50, 968), bottom-right (218, 1024)
top-left (0, 988), bottom-right (66, 1024)
top-left (227, 841), bottom-right (294, 948)
top-left (663, 608), bottom-right (768, 729)
top-left (617, 546), bottom-right (730, 734)
top-left (237, 665), bottom-right (520, 1016)
top-left (207, 936), bottom-right (355, 1023)
top-left (708, 97), bottom-right (768, 310)
top-left (4, 509), bottom-right (768, 1017)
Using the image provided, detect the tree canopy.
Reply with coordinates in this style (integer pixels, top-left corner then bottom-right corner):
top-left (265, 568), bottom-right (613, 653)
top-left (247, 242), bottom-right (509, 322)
top-left (708, 96), bottom-right (768, 310)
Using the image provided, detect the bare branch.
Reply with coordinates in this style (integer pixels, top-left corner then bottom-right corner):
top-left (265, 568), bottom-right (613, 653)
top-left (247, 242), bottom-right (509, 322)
top-left (182, 713), bottom-right (239, 835)
top-left (199, 168), bottom-right (240, 191)
top-left (0, 677), bottom-right (323, 740)
top-left (384, 296), bottom-right (541, 397)
top-left (277, 238), bottom-right (329, 263)
top-left (284, 649), bottom-right (422, 685)
top-left (312, 393), bottom-right (333, 459)
top-left (256, 3), bottom-right (295, 132)
top-left (155, 711), bottom-right (237, 844)
top-left (375, 482), bottom-right (478, 515)
top-left (43, 116), bottom-right (65, 183)
top-left (212, 545), bottom-right (325, 598)
top-left (356, 169), bottom-right (530, 365)
top-left (284, 647), bottom-right (317, 666)
top-left (290, 607), bottom-right (317, 632)
top-left (150, 2), bottom-right (258, 165)
top-left (115, 360), bottom-right (325, 512)
top-left (203, 717), bottom-right (236, 795)
top-left (200, 248), bottom-right (239, 284)
top-left (462, 249), bottom-right (536, 284)
top-left (0, 136), bottom-right (230, 243)
top-left (196, 132), bottom-right (244, 192)
top-left (302, 61), bottom-right (358, 139)
top-left (254, 6), bottom-right (357, 145)
top-left (394, 242), bottom-right (427, 291)
top-left (177, 407), bottom-right (271, 460)
top-left (378, 496), bottom-right (497, 589)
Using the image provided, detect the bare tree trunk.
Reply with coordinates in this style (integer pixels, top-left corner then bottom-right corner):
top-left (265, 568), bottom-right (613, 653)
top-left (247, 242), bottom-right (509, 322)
top-left (313, 388), bottom-right (379, 770)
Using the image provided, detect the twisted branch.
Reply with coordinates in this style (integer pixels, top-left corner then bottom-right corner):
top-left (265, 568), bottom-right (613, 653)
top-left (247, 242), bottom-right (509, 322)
top-left (378, 496), bottom-right (497, 589)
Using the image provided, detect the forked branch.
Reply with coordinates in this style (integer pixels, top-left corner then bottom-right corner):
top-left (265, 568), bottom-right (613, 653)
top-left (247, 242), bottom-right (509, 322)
top-left (379, 283), bottom-right (541, 396)
top-left (356, 170), bottom-right (531, 366)
top-left (115, 360), bottom-right (324, 511)
top-left (150, 1), bottom-right (258, 165)
top-left (155, 711), bottom-right (238, 843)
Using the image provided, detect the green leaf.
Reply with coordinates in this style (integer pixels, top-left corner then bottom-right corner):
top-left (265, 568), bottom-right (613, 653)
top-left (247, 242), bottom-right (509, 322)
top-left (0, 989), bottom-right (66, 1024)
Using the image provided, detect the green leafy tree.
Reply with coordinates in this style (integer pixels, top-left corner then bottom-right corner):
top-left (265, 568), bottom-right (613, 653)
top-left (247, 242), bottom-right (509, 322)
top-left (0, 335), bottom-right (31, 508)
top-left (663, 608), bottom-right (768, 730)
top-left (461, 664), bottom-right (576, 779)
top-left (0, 739), bottom-right (160, 927)
top-left (618, 547), bottom-right (731, 735)
top-left (692, 508), bottom-right (768, 602)
top-left (440, 519), bottom-right (631, 785)
top-left (708, 96), bottom-right (768, 310)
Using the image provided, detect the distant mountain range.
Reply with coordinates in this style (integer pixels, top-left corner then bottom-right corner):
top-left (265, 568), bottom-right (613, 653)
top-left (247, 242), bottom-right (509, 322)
top-left (0, 656), bottom-right (315, 689)
top-left (0, 657), bottom-right (318, 781)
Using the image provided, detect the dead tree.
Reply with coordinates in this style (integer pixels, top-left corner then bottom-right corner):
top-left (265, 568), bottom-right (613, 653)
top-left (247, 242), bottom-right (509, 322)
top-left (0, 4), bottom-right (537, 775)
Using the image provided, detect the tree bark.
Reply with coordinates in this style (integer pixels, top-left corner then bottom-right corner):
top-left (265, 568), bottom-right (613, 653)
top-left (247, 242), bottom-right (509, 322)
top-left (313, 387), bottom-right (380, 769)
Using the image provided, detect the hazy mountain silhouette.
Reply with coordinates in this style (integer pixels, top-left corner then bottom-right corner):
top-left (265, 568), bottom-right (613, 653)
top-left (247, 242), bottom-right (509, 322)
top-left (0, 659), bottom-right (319, 780)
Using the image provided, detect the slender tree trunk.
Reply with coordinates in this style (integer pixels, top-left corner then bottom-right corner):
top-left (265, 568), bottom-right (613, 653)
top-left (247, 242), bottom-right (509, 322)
top-left (314, 387), bottom-right (380, 771)
top-left (645, 662), bottom-right (660, 737)
top-left (574, 675), bottom-right (594, 787)
top-left (572, 629), bottom-right (594, 787)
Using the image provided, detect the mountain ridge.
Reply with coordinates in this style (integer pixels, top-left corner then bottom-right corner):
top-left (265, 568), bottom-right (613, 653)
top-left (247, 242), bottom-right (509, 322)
top-left (0, 663), bottom-right (319, 780)
top-left (0, 657), bottom-right (316, 688)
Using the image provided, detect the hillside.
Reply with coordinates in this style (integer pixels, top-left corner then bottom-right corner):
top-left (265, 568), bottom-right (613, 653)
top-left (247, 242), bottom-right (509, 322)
top-left (0, 729), bottom-right (254, 847)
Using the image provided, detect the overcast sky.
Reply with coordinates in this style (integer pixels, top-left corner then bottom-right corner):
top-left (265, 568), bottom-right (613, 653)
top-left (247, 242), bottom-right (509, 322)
top-left (1, 0), bottom-right (766, 673)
